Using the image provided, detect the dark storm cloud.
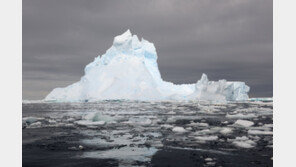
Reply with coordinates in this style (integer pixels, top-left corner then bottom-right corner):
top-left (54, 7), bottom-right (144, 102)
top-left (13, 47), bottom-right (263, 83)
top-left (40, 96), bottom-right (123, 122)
top-left (23, 0), bottom-right (273, 99)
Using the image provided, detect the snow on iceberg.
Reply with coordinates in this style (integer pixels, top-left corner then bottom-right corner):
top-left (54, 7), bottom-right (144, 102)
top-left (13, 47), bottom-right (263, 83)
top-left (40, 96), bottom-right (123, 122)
top-left (45, 30), bottom-right (249, 102)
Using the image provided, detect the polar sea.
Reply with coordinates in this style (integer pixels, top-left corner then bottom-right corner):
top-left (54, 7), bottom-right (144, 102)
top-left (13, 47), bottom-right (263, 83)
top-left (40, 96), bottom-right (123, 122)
top-left (22, 100), bottom-right (272, 167)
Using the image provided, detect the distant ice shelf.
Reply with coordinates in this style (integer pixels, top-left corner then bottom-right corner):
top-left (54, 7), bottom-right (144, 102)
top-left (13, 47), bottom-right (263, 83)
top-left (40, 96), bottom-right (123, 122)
top-left (45, 30), bottom-right (250, 102)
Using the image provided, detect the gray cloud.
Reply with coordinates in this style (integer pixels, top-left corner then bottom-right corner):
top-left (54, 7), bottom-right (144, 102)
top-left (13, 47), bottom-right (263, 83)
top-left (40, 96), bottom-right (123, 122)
top-left (23, 0), bottom-right (273, 99)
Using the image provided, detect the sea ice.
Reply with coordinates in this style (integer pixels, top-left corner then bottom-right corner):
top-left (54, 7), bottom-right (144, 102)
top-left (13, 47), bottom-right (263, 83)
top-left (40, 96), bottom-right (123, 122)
top-left (205, 158), bottom-right (213, 161)
top-left (45, 30), bottom-right (250, 102)
top-left (172, 127), bottom-right (187, 133)
top-left (28, 121), bottom-right (42, 128)
top-left (83, 146), bottom-right (158, 163)
top-left (195, 135), bottom-right (218, 141)
top-left (219, 128), bottom-right (233, 134)
top-left (248, 129), bottom-right (273, 135)
top-left (22, 117), bottom-right (44, 124)
top-left (123, 117), bottom-right (152, 125)
top-left (161, 124), bottom-right (174, 129)
top-left (75, 120), bottom-right (106, 127)
top-left (233, 120), bottom-right (254, 127)
top-left (249, 97), bottom-right (273, 102)
top-left (230, 136), bottom-right (256, 148)
top-left (226, 113), bottom-right (256, 119)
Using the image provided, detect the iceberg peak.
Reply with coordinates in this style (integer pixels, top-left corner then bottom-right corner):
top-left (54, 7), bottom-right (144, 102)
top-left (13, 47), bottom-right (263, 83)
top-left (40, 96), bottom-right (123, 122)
top-left (45, 31), bottom-right (250, 102)
top-left (199, 73), bottom-right (209, 84)
top-left (113, 29), bottom-right (132, 46)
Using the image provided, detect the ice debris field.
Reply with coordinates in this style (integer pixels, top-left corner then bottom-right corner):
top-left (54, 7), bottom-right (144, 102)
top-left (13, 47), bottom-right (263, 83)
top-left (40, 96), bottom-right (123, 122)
top-left (45, 30), bottom-right (250, 102)
top-left (23, 100), bottom-right (273, 166)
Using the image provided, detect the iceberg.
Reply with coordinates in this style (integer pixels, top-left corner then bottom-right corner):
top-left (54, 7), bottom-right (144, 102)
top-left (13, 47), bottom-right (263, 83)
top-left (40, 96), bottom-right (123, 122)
top-left (45, 30), bottom-right (249, 102)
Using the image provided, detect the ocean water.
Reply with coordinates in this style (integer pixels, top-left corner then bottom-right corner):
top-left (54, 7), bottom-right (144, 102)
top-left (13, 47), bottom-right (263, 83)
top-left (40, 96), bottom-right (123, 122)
top-left (22, 100), bottom-right (273, 167)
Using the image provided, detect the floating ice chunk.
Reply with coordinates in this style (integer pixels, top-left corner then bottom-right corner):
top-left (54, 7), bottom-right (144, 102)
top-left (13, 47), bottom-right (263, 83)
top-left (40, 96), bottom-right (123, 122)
top-left (83, 146), bottom-right (158, 163)
top-left (205, 158), bottom-right (213, 161)
top-left (231, 136), bottom-right (256, 148)
top-left (67, 117), bottom-right (75, 122)
top-left (75, 120), bottom-right (106, 126)
top-left (248, 129), bottom-right (273, 135)
top-left (226, 113), bottom-right (256, 119)
top-left (74, 112), bottom-right (115, 127)
top-left (23, 117), bottom-right (44, 124)
top-left (165, 111), bottom-right (176, 115)
top-left (123, 117), bottom-right (152, 125)
top-left (263, 124), bottom-right (273, 128)
top-left (45, 30), bottom-right (250, 102)
top-left (206, 162), bottom-right (216, 166)
top-left (84, 112), bottom-right (114, 123)
top-left (48, 119), bottom-right (56, 124)
top-left (193, 127), bottom-right (232, 136)
top-left (232, 141), bottom-right (255, 148)
top-left (172, 127), bottom-right (187, 133)
top-left (161, 124), bottom-right (174, 129)
top-left (233, 120), bottom-right (254, 127)
top-left (204, 157), bottom-right (216, 166)
top-left (220, 128), bottom-right (233, 134)
top-left (147, 132), bottom-right (162, 138)
top-left (28, 121), bottom-right (42, 128)
top-left (186, 127), bottom-right (193, 131)
top-left (68, 146), bottom-right (79, 151)
top-left (195, 135), bottom-right (218, 141)
top-left (249, 97), bottom-right (273, 102)
top-left (193, 129), bottom-right (212, 135)
top-left (78, 145), bottom-right (84, 150)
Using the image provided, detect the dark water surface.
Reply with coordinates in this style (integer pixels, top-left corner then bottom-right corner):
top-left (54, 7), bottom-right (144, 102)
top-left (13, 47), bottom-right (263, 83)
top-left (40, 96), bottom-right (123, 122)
top-left (23, 101), bottom-right (273, 167)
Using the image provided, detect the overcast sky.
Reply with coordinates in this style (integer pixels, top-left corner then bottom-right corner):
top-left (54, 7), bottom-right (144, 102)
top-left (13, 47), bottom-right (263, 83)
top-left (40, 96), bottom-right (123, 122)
top-left (23, 0), bottom-right (273, 100)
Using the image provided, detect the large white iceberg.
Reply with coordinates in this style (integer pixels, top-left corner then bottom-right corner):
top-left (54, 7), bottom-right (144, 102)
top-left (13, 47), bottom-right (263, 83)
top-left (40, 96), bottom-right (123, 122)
top-left (45, 30), bottom-right (249, 102)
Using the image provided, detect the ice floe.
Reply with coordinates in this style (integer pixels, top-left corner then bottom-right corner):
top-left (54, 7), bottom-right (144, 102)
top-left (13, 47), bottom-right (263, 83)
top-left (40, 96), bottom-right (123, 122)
top-left (172, 127), bottom-right (187, 133)
top-left (233, 120), bottom-right (254, 127)
top-left (230, 136), bottom-right (256, 148)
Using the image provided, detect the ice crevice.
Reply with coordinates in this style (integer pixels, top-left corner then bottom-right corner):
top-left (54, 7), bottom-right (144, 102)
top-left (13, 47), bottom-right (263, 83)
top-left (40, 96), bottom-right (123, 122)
top-left (45, 29), bottom-right (250, 102)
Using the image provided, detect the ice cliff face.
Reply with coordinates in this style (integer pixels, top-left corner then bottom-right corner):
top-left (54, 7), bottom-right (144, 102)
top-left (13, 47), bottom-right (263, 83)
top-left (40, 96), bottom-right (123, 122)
top-left (45, 30), bottom-right (249, 102)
